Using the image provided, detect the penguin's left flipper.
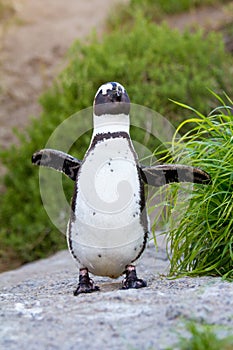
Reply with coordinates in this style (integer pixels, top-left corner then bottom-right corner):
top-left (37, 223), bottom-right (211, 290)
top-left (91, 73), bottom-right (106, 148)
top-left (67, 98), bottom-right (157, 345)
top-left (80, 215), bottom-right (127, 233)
top-left (140, 164), bottom-right (211, 187)
top-left (32, 149), bottom-right (82, 181)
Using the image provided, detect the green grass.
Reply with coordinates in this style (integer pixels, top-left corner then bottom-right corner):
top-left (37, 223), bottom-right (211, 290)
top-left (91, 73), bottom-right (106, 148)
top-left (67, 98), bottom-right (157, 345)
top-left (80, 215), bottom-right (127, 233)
top-left (157, 93), bottom-right (233, 279)
top-left (167, 323), bottom-right (233, 350)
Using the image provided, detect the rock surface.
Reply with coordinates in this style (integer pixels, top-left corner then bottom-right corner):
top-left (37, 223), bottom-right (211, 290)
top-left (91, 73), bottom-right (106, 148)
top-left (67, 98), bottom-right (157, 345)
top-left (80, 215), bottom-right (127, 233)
top-left (0, 241), bottom-right (233, 350)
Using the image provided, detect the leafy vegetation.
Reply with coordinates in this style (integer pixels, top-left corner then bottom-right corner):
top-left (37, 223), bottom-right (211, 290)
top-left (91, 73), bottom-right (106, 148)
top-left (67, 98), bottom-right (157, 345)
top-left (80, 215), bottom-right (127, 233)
top-left (167, 323), bottom-right (233, 350)
top-left (0, 12), bottom-right (232, 268)
top-left (158, 94), bottom-right (233, 279)
top-left (41, 18), bottom-right (232, 126)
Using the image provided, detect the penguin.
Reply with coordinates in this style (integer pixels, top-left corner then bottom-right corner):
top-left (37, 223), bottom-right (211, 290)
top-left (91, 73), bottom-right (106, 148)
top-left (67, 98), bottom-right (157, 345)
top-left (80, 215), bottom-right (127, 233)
top-left (32, 82), bottom-right (211, 295)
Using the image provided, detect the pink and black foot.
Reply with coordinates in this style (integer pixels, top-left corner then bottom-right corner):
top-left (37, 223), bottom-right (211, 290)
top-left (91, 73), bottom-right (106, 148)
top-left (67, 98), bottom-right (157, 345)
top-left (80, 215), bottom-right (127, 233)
top-left (122, 265), bottom-right (147, 289)
top-left (73, 268), bottom-right (100, 296)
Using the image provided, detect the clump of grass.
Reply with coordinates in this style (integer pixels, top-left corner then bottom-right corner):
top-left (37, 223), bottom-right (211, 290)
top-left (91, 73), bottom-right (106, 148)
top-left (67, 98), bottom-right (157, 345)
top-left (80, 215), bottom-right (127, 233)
top-left (160, 93), bottom-right (233, 279)
top-left (168, 323), bottom-right (233, 350)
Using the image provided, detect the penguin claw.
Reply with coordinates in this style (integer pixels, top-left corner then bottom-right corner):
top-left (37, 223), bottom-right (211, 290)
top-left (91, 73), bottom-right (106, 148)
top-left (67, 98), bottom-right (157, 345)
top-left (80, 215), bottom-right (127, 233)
top-left (122, 278), bottom-right (147, 289)
top-left (73, 284), bottom-right (100, 296)
top-left (121, 265), bottom-right (147, 290)
top-left (73, 268), bottom-right (100, 296)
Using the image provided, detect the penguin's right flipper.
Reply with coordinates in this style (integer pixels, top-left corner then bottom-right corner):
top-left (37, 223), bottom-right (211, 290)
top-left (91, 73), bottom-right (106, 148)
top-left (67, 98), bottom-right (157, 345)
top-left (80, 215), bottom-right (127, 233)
top-left (140, 164), bottom-right (211, 187)
top-left (32, 149), bottom-right (82, 181)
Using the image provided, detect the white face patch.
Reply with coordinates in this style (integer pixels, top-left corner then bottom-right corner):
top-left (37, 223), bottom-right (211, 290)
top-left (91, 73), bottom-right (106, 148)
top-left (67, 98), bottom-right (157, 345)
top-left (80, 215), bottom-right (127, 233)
top-left (95, 82), bottom-right (126, 97)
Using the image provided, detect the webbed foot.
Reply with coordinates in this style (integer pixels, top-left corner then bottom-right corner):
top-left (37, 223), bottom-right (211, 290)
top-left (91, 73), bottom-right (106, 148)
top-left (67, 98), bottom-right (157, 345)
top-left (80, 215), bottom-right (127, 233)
top-left (73, 268), bottom-right (100, 296)
top-left (122, 265), bottom-right (147, 289)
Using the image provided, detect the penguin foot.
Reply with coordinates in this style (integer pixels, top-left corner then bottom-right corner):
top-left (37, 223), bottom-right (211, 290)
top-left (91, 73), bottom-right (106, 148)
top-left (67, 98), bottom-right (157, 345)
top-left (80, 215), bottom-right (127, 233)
top-left (73, 268), bottom-right (100, 296)
top-left (122, 265), bottom-right (147, 290)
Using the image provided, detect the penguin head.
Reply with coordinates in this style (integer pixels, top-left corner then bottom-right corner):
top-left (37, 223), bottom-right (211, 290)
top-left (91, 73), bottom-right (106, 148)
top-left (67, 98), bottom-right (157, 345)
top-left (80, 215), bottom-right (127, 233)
top-left (94, 82), bottom-right (130, 116)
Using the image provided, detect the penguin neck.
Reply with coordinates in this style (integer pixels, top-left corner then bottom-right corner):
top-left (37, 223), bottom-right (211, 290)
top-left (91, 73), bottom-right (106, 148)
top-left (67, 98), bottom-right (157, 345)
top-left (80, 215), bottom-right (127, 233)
top-left (92, 113), bottom-right (130, 136)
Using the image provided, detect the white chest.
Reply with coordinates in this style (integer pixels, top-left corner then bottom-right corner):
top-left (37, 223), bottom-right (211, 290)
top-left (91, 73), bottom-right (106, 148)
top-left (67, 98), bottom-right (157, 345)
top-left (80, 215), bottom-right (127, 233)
top-left (67, 135), bottom-right (149, 277)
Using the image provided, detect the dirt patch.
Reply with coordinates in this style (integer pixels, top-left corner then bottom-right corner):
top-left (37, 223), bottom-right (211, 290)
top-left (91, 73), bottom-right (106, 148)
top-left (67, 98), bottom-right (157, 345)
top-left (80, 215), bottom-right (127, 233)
top-left (166, 2), bottom-right (233, 31)
top-left (0, 0), bottom-right (127, 149)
